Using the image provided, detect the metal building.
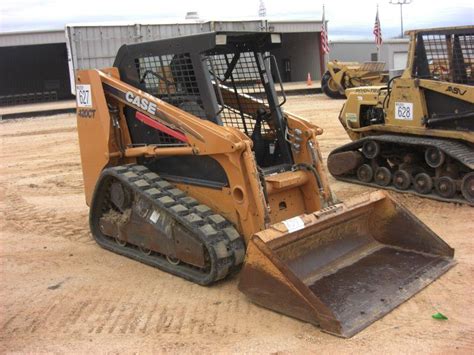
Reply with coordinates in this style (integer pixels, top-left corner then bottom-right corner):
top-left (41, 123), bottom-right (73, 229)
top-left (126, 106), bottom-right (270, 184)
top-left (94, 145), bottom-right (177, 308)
top-left (0, 19), bottom-right (325, 106)
top-left (65, 19), bottom-right (325, 93)
top-left (0, 30), bottom-right (73, 106)
top-left (328, 39), bottom-right (409, 71)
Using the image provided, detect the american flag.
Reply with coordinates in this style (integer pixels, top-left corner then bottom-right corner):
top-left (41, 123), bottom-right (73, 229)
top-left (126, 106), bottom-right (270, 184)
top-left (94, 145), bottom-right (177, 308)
top-left (373, 7), bottom-right (383, 48)
top-left (321, 5), bottom-right (330, 54)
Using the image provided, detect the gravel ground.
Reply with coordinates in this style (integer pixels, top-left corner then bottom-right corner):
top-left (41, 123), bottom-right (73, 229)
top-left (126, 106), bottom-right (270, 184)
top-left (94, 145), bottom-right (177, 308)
top-left (0, 94), bottom-right (473, 353)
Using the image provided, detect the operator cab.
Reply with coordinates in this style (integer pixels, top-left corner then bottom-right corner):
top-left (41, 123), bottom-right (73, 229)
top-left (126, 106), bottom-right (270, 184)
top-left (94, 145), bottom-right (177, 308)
top-left (114, 32), bottom-right (293, 177)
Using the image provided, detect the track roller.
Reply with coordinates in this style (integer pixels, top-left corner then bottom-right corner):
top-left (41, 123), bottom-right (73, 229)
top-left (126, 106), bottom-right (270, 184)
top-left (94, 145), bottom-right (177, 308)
top-left (393, 170), bottom-right (411, 190)
top-left (435, 176), bottom-right (457, 198)
top-left (425, 147), bottom-right (445, 168)
top-left (362, 140), bottom-right (380, 159)
top-left (461, 172), bottom-right (474, 204)
top-left (413, 173), bottom-right (433, 194)
top-left (357, 164), bottom-right (374, 183)
top-left (374, 167), bottom-right (392, 186)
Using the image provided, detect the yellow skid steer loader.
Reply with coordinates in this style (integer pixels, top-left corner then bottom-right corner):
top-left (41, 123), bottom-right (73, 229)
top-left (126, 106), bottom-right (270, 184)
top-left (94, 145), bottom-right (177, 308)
top-left (75, 32), bottom-right (454, 337)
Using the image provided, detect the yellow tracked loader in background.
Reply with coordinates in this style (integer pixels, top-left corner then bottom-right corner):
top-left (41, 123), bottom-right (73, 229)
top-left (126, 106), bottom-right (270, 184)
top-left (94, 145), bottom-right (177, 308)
top-left (75, 32), bottom-right (455, 338)
top-left (328, 26), bottom-right (474, 205)
top-left (322, 60), bottom-right (388, 98)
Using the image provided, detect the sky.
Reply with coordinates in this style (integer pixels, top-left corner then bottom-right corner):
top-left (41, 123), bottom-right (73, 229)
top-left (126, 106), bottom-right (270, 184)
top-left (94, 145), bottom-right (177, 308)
top-left (0, 0), bottom-right (473, 39)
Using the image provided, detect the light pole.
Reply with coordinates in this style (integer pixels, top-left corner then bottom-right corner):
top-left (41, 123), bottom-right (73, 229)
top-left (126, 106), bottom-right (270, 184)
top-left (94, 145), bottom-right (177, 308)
top-left (389, 0), bottom-right (412, 38)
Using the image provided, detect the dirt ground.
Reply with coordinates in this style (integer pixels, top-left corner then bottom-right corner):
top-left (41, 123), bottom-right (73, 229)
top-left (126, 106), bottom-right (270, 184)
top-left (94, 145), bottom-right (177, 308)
top-left (1, 94), bottom-right (473, 353)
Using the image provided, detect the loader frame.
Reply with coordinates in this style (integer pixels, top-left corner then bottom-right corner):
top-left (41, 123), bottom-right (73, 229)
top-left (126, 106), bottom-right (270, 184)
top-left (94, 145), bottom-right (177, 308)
top-left (76, 32), bottom-right (332, 243)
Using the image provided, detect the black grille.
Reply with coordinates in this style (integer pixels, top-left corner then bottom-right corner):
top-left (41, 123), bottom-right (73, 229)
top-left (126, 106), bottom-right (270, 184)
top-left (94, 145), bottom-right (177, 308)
top-left (415, 32), bottom-right (473, 85)
top-left (135, 50), bottom-right (279, 137)
top-left (135, 53), bottom-right (207, 119)
top-left (207, 52), bottom-right (274, 136)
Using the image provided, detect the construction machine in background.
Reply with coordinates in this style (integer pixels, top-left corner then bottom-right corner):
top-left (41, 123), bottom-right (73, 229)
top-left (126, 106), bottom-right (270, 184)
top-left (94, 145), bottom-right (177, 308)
top-left (321, 60), bottom-right (388, 98)
top-left (75, 32), bottom-right (454, 338)
top-left (328, 26), bottom-right (474, 205)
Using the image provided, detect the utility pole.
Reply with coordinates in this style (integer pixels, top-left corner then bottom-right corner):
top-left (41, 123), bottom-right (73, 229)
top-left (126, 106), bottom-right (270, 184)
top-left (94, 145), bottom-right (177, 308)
top-left (258, 0), bottom-right (267, 18)
top-left (389, 0), bottom-right (412, 38)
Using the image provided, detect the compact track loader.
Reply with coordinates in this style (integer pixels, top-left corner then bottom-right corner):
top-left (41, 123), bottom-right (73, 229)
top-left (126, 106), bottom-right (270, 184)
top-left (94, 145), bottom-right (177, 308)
top-left (322, 60), bottom-right (388, 98)
top-left (328, 26), bottom-right (474, 205)
top-left (75, 32), bottom-right (454, 337)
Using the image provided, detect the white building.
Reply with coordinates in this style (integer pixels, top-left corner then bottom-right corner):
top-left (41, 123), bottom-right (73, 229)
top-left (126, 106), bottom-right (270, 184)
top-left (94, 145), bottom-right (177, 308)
top-left (328, 39), bottom-right (410, 71)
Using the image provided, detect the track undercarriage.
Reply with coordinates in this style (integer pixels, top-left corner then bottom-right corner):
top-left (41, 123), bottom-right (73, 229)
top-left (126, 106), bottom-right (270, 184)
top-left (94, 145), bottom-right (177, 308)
top-left (89, 164), bottom-right (246, 285)
top-left (328, 135), bottom-right (474, 205)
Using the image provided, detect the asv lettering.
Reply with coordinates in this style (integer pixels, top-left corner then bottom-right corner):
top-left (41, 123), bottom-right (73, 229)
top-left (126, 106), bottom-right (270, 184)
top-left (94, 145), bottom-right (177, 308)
top-left (446, 86), bottom-right (466, 96)
top-left (125, 92), bottom-right (157, 115)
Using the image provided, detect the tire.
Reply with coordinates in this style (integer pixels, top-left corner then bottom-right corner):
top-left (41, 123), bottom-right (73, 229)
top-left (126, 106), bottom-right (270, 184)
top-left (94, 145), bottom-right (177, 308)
top-left (321, 72), bottom-right (345, 99)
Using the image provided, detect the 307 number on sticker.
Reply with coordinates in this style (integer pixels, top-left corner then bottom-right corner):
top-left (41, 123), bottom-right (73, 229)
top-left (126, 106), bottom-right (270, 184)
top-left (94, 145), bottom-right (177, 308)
top-left (395, 102), bottom-right (413, 120)
top-left (76, 84), bottom-right (92, 107)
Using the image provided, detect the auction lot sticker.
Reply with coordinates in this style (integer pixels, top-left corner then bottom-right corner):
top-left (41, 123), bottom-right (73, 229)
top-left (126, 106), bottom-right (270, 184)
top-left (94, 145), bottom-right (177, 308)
top-left (76, 85), bottom-right (92, 107)
top-left (283, 216), bottom-right (305, 233)
top-left (395, 102), bottom-right (413, 120)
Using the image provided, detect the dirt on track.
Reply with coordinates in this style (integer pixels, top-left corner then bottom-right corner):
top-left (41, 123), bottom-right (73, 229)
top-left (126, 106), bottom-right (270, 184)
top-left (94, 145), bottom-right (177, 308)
top-left (1, 94), bottom-right (473, 353)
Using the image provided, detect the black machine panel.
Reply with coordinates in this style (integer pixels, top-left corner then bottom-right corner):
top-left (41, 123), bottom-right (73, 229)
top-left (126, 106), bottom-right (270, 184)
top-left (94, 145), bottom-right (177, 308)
top-left (424, 89), bottom-right (473, 131)
top-left (145, 155), bottom-right (229, 189)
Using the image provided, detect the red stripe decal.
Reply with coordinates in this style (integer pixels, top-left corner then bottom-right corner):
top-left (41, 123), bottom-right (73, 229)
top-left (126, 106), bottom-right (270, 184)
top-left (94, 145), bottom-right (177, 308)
top-left (135, 111), bottom-right (188, 143)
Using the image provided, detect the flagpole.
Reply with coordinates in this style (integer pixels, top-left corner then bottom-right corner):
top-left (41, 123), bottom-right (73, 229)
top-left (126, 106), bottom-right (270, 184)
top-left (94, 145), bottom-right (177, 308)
top-left (376, 4), bottom-right (380, 61)
top-left (324, 4), bottom-right (328, 62)
top-left (373, 3), bottom-right (382, 61)
top-left (319, 4), bottom-right (328, 78)
top-left (323, 4), bottom-right (328, 64)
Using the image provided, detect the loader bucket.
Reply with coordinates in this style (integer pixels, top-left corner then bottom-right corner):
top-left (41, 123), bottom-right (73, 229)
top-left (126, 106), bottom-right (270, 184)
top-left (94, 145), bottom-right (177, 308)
top-left (238, 191), bottom-right (455, 338)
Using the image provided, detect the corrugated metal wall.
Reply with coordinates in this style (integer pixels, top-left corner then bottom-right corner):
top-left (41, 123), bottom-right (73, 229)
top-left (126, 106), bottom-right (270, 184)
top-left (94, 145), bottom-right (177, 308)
top-left (269, 21), bottom-right (322, 33)
top-left (66, 20), bottom-right (323, 94)
top-left (0, 30), bottom-right (65, 47)
top-left (328, 40), bottom-right (409, 70)
top-left (67, 21), bottom-right (270, 72)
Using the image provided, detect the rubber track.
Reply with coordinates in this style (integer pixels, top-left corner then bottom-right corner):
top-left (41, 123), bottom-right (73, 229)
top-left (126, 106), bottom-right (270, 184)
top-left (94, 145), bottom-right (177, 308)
top-left (329, 134), bottom-right (474, 205)
top-left (89, 164), bottom-right (246, 285)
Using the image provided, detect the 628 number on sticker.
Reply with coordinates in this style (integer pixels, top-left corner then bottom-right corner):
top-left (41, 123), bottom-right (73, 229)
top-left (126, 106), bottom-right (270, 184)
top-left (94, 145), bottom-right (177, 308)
top-left (76, 84), bottom-right (92, 107)
top-left (395, 102), bottom-right (413, 120)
